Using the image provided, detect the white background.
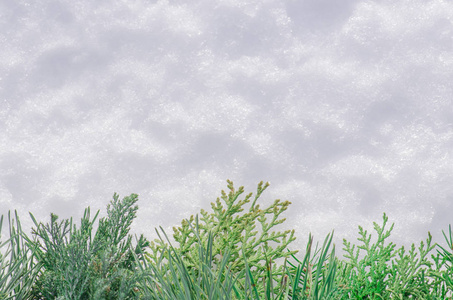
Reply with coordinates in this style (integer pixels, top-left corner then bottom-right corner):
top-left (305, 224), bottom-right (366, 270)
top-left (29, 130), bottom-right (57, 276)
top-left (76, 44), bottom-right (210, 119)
top-left (1, 0), bottom-right (453, 255)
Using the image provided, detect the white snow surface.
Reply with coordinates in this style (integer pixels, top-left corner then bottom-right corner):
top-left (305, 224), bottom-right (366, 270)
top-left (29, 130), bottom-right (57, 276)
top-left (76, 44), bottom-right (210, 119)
top-left (1, 0), bottom-right (453, 254)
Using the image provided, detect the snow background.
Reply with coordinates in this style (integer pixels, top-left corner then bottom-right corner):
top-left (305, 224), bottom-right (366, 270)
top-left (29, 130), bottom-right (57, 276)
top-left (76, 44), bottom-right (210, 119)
top-left (1, 0), bottom-right (453, 254)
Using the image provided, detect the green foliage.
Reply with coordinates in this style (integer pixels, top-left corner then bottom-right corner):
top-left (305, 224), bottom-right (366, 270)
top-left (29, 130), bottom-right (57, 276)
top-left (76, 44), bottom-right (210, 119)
top-left (147, 180), bottom-right (297, 297)
top-left (136, 215), bottom-right (296, 300)
top-left (0, 211), bottom-right (39, 299)
top-left (336, 213), bottom-right (443, 299)
top-left (286, 232), bottom-right (338, 299)
top-left (431, 224), bottom-right (453, 298)
top-left (2, 181), bottom-right (453, 299)
top-left (26, 193), bottom-right (148, 299)
top-left (135, 219), bottom-right (244, 299)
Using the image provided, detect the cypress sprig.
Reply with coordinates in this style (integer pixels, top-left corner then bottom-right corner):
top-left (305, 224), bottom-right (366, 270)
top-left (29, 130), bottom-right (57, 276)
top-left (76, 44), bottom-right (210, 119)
top-left (147, 180), bottom-right (297, 297)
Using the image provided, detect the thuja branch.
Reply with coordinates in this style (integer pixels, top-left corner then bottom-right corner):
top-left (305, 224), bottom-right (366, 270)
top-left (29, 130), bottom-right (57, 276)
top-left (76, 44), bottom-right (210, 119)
top-left (146, 180), bottom-right (297, 290)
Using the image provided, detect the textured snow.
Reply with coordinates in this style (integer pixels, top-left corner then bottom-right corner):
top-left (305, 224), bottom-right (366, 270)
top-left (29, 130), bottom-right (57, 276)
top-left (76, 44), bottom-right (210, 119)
top-left (1, 0), bottom-right (453, 253)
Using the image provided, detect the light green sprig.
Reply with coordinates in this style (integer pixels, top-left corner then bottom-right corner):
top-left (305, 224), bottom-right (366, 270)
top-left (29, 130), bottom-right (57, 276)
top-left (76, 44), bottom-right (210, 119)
top-left (147, 180), bottom-right (297, 294)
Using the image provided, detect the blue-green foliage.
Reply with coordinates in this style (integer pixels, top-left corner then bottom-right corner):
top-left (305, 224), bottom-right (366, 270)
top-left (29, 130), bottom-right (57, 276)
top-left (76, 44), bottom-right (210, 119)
top-left (26, 193), bottom-right (148, 299)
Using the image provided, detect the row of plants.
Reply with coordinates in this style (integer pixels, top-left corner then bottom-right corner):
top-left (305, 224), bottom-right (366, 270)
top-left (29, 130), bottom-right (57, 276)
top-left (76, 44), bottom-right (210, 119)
top-left (1, 180), bottom-right (453, 299)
